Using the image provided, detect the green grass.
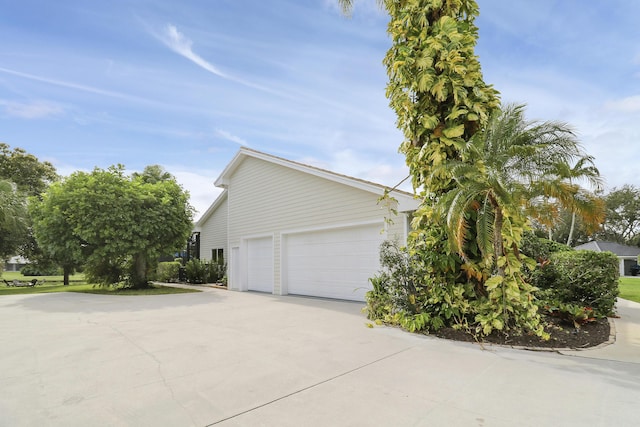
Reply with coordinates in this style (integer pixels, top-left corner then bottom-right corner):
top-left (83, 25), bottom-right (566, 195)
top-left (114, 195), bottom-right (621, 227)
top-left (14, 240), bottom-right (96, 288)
top-left (0, 271), bottom-right (199, 296)
top-left (619, 277), bottom-right (640, 304)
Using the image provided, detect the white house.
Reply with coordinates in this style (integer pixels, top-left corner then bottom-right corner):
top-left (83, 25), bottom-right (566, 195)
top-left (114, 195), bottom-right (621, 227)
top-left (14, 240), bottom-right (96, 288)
top-left (574, 241), bottom-right (640, 276)
top-left (195, 147), bottom-right (419, 301)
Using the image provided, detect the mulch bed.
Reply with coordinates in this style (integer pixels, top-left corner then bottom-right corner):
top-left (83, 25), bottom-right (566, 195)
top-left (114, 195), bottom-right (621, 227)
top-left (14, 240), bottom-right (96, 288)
top-left (433, 316), bottom-right (611, 349)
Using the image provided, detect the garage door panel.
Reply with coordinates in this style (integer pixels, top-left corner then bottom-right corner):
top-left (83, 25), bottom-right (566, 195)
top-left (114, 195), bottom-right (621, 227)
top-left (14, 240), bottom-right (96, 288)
top-left (246, 237), bottom-right (273, 293)
top-left (284, 224), bottom-right (383, 301)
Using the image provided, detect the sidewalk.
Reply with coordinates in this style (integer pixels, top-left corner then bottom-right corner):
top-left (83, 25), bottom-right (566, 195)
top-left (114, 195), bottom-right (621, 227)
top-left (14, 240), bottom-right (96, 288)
top-left (561, 298), bottom-right (640, 363)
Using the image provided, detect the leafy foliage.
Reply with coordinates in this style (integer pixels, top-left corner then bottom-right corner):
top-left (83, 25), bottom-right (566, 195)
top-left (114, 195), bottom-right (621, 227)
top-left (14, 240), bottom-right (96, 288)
top-left (0, 180), bottom-right (29, 260)
top-left (547, 250), bottom-right (619, 316)
top-left (0, 143), bottom-right (58, 197)
top-left (185, 258), bottom-right (226, 284)
top-left (157, 261), bottom-right (182, 283)
top-left (596, 185), bottom-right (640, 245)
top-left (31, 165), bottom-right (194, 288)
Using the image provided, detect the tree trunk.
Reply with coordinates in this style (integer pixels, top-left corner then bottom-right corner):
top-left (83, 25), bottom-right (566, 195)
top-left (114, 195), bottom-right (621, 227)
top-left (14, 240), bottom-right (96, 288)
top-left (566, 211), bottom-right (576, 247)
top-left (63, 265), bottom-right (71, 286)
top-left (133, 254), bottom-right (148, 288)
top-left (490, 194), bottom-right (505, 277)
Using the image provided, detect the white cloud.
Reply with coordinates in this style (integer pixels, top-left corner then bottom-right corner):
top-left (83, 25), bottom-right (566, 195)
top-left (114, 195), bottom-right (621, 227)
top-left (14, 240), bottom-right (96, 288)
top-left (163, 24), bottom-right (227, 78)
top-left (170, 169), bottom-right (222, 221)
top-left (159, 24), bottom-right (286, 97)
top-left (215, 129), bottom-right (247, 146)
top-left (604, 95), bottom-right (640, 113)
top-left (0, 67), bottom-right (153, 105)
top-left (1, 100), bottom-right (64, 119)
top-left (298, 149), bottom-right (412, 193)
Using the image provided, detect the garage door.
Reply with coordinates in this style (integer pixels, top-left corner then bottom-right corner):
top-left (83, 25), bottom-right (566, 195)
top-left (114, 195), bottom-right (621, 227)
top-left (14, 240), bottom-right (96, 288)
top-left (283, 224), bottom-right (384, 301)
top-left (246, 237), bottom-right (273, 293)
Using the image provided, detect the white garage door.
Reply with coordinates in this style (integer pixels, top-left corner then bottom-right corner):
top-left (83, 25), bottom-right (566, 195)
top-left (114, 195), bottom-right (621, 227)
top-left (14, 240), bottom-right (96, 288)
top-left (283, 224), bottom-right (384, 301)
top-left (246, 237), bottom-right (273, 293)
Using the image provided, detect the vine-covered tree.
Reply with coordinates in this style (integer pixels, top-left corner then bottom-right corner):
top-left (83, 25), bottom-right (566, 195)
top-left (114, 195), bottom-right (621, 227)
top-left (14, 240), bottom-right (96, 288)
top-left (339, 1), bottom-right (601, 337)
top-left (31, 165), bottom-right (194, 288)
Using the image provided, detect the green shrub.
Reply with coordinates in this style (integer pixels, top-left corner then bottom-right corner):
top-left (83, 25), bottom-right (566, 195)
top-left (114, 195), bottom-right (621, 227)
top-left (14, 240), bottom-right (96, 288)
top-left (546, 250), bottom-right (619, 316)
top-left (157, 261), bottom-right (181, 283)
top-left (185, 259), bottom-right (206, 284)
top-left (520, 232), bottom-right (573, 261)
top-left (185, 259), bottom-right (226, 284)
top-left (20, 264), bottom-right (61, 276)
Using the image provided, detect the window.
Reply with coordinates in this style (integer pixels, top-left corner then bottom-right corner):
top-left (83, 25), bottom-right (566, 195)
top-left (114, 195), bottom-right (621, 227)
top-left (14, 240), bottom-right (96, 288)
top-left (212, 248), bottom-right (224, 263)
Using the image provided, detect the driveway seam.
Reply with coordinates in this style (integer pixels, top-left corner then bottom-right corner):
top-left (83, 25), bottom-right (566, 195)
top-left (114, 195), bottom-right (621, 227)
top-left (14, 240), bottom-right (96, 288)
top-left (205, 346), bottom-right (415, 426)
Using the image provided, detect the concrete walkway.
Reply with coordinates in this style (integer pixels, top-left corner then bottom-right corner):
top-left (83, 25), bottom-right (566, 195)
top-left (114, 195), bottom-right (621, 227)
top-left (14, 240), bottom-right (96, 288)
top-left (0, 288), bottom-right (638, 426)
top-left (561, 298), bottom-right (640, 363)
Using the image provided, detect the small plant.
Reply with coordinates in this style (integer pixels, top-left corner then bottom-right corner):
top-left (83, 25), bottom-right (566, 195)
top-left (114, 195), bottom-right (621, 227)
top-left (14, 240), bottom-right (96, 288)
top-left (542, 301), bottom-right (597, 329)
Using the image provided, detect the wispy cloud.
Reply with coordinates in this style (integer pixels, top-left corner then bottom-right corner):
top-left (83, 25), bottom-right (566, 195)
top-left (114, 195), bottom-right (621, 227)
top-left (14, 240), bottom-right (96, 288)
top-left (0, 99), bottom-right (64, 119)
top-left (0, 67), bottom-right (155, 105)
top-left (604, 95), bottom-right (640, 113)
top-left (215, 129), bottom-right (247, 146)
top-left (157, 24), bottom-right (288, 97)
top-left (163, 24), bottom-right (228, 78)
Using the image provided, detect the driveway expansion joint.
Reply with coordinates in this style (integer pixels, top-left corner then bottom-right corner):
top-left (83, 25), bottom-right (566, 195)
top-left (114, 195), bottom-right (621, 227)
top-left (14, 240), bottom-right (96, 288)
top-left (205, 346), bottom-right (415, 426)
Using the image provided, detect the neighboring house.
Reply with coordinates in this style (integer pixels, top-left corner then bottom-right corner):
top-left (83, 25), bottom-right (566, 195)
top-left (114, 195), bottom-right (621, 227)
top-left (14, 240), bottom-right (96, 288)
top-left (574, 241), bottom-right (640, 276)
top-left (195, 147), bottom-right (419, 301)
top-left (4, 255), bottom-right (28, 272)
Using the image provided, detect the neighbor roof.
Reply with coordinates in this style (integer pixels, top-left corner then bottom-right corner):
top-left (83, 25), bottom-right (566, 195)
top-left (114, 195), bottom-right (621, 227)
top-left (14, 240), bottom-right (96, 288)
top-left (214, 147), bottom-right (419, 212)
top-left (575, 241), bottom-right (640, 257)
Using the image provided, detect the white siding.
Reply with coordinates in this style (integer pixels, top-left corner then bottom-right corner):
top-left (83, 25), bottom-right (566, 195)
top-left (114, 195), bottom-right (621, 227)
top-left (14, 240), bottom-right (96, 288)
top-left (227, 156), bottom-right (407, 295)
top-left (198, 194), bottom-right (228, 262)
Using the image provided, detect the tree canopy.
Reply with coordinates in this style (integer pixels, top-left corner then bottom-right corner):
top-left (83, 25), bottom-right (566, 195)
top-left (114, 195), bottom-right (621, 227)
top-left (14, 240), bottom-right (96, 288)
top-left (0, 180), bottom-right (29, 260)
top-left (31, 165), bottom-right (194, 287)
top-left (597, 185), bottom-right (640, 245)
top-left (0, 143), bottom-right (58, 197)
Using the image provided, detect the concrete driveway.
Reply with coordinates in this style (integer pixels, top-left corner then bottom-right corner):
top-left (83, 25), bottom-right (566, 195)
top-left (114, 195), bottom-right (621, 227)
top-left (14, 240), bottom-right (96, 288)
top-left (1, 288), bottom-right (639, 427)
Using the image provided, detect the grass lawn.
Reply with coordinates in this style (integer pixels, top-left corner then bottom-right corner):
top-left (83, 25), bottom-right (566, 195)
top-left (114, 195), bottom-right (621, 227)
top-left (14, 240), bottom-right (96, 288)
top-left (0, 271), bottom-right (199, 296)
top-left (619, 277), bottom-right (640, 304)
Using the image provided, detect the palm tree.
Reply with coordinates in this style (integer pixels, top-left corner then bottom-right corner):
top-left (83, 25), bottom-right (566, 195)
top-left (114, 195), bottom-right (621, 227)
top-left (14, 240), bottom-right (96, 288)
top-left (432, 104), bottom-right (597, 275)
top-left (553, 156), bottom-right (604, 246)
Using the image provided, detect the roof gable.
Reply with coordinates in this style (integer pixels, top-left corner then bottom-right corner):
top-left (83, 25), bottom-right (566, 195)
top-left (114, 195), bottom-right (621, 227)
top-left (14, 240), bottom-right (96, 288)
top-left (215, 147), bottom-right (419, 212)
top-left (195, 190), bottom-right (227, 227)
top-left (575, 241), bottom-right (640, 257)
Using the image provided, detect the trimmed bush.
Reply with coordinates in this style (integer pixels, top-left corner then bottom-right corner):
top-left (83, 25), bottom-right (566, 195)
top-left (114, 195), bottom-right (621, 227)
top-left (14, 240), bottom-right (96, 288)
top-left (520, 232), bottom-right (573, 261)
top-left (547, 250), bottom-right (619, 316)
top-left (185, 259), bottom-right (226, 284)
top-left (157, 261), bottom-right (181, 283)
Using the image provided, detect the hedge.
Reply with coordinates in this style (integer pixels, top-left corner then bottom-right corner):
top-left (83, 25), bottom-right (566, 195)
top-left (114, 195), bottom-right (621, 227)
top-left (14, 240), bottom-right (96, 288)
top-left (547, 250), bottom-right (619, 316)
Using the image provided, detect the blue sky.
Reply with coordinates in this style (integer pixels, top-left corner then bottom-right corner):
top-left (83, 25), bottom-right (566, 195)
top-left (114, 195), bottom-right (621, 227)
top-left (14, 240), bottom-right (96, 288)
top-left (1, 0), bottom-right (639, 219)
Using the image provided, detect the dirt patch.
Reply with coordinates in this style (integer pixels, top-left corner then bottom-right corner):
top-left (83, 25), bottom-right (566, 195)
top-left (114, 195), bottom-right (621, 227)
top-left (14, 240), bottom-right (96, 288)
top-left (433, 316), bottom-right (611, 349)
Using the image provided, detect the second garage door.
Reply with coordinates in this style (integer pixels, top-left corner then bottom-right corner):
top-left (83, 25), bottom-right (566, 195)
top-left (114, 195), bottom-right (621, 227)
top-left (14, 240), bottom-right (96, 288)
top-left (283, 223), bottom-right (384, 301)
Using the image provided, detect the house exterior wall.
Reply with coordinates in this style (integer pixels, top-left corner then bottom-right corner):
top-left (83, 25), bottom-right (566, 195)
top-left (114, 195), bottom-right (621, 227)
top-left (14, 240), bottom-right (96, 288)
top-left (198, 194), bottom-right (228, 262)
top-left (226, 156), bottom-right (408, 295)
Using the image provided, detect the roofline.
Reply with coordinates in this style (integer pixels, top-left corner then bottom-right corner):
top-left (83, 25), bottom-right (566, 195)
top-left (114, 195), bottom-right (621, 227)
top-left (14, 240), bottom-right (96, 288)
top-left (214, 147), bottom-right (419, 211)
top-left (195, 189), bottom-right (228, 228)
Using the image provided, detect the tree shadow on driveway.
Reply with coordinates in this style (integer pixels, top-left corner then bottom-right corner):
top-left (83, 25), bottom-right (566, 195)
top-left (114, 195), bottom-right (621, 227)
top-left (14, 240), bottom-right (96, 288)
top-left (0, 288), bottom-right (227, 314)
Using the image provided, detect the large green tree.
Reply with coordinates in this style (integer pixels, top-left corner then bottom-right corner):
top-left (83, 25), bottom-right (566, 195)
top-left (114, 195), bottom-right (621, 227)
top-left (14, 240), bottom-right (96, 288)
top-left (32, 165), bottom-right (194, 288)
top-left (597, 185), bottom-right (640, 245)
top-left (0, 143), bottom-right (58, 264)
top-left (0, 143), bottom-right (58, 197)
top-left (0, 180), bottom-right (29, 261)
